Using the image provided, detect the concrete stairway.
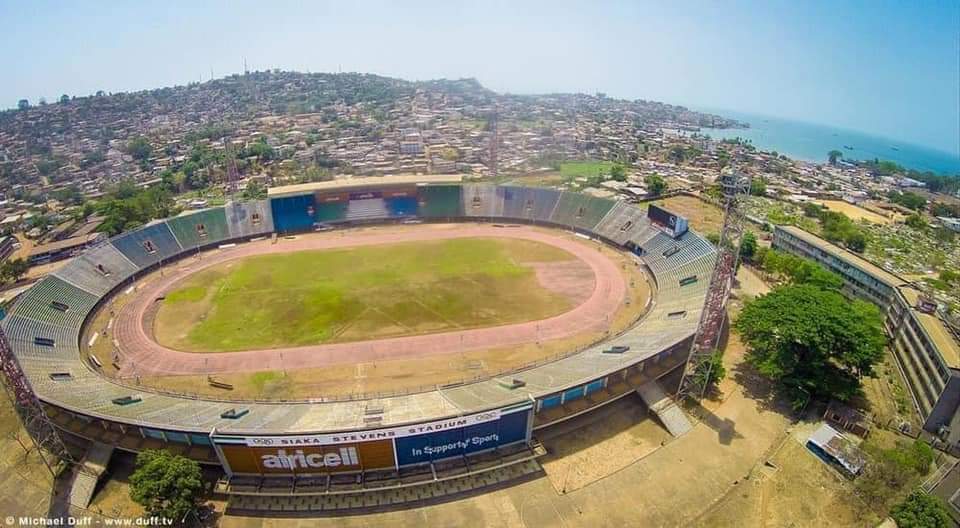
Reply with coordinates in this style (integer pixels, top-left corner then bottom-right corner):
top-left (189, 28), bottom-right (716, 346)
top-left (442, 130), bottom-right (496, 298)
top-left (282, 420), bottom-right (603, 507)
top-left (68, 442), bottom-right (114, 508)
top-left (636, 380), bottom-right (693, 437)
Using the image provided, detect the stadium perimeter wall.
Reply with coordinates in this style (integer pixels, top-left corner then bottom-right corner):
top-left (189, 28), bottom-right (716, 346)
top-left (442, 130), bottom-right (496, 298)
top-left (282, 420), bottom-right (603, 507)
top-left (4, 180), bottom-right (714, 477)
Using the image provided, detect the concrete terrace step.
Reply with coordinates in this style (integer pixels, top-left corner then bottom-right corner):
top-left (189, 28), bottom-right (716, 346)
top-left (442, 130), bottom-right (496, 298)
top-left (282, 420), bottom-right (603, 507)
top-left (636, 380), bottom-right (693, 437)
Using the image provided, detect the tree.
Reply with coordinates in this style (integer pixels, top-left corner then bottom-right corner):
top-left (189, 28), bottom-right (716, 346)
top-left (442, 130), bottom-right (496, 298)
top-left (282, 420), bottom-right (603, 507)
top-left (125, 136), bottom-right (153, 162)
top-left (891, 491), bottom-right (952, 528)
top-left (667, 145), bottom-right (687, 164)
top-left (645, 174), bottom-right (667, 196)
top-left (692, 349), bottom-right (725, 395)
top-left (129, 450), bottom-right (203, 522)
top-left (1, 258), bottom-right (30, 284)
top-left (17, 99), bottom-right (29, 110)
top-left (905, 214), bottom-right (927, 230)
top-left (609, 164), bottom-right (627, 182)
top-left (242, 180), bottom-right (267, 200)
top-left (735, 284), bottom-right (885, 408)
top-left (740, 231), bottom-right (758, 262)
top-left (749, 178), bottom-right (767, 197)
top-left (889, 191), bottom-right (927, 211)
top-left (845, 231), bottom-right (867, 253)
top-left (59, 94), bottom-right (70, 104)
top-left (827, 150), bottom-right (843, 166)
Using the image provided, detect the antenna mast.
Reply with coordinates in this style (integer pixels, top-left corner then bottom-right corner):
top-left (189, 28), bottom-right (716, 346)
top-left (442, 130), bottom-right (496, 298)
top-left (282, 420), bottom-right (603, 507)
top-left (676, 167), bottom-right (750, 402)
top-left (487, 106), bottom-right (498, 179)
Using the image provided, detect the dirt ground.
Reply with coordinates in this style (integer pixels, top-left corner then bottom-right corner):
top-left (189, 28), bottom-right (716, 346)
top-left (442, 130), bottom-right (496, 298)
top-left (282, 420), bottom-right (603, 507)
top-left (537, 394), bottom-right (671, 494)
top-left (816, 200), bottom-right (895, 225)
top-left (694, 435), bottom-right (877, 527)
top-left (651, 194), bottom-right (726, 235)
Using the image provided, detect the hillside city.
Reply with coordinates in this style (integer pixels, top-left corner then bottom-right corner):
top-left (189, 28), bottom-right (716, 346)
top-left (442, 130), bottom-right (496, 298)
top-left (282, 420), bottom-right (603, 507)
top-left (1, 70), bottom-right (960, 526)
top-left (0, 72), bottom-right (957, 315)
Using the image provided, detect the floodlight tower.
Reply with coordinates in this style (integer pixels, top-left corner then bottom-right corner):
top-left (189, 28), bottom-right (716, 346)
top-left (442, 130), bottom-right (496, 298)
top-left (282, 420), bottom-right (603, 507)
top-left (487, 107), bottom-right (498, 179)
top-left (676, 167), bottom-right (751, 402)
top-left (0, 325), bottom-right (77, 476)
top-left (224, 138), bottom-right (240, 199)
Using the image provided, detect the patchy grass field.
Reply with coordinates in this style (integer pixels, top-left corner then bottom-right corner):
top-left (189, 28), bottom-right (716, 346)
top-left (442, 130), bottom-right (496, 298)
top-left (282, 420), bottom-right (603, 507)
top-left (559, 160), bottom-right (617, 179)
top-left (154, 237), bottom-right (581, 352)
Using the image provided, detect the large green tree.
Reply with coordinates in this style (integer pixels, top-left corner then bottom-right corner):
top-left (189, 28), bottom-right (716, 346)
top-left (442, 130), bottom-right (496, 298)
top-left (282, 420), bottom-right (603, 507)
top-left (827, 149), bottom-right (843, 166)
top-left (129, 450), bottom-right (203, 522)
top-left (645, 174), bottom-right (667, 196)
top-left (891, 491), bottom-right (952, 528)
top-left (735, 284), bottom-right (885, 408)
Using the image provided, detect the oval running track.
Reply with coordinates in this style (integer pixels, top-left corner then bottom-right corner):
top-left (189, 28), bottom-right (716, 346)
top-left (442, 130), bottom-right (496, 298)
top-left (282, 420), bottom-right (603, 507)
top-left (109, 225), bottom-right (627, 377)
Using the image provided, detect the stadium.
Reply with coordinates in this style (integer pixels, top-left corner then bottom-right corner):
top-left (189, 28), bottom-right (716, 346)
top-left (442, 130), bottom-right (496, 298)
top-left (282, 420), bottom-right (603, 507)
top-left (1, 175), bottom-right (716, 511)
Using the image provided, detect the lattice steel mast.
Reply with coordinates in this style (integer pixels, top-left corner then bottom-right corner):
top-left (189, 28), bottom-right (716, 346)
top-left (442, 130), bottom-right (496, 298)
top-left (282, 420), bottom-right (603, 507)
top-left (0, 325), bottom-right (76, 476)
top-left (676, 168), bottom-right (751, 402)
top-left (487, 107), bottom-right (498, 179)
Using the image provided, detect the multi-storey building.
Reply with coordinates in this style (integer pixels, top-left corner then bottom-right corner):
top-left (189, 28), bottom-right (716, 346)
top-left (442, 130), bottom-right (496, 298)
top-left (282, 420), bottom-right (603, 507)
top-left (773, 225), bottom-right (960, 447)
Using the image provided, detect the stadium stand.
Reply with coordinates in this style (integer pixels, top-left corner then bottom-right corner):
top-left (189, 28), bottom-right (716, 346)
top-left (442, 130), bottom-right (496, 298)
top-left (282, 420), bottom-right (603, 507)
top-left (225, 199), bottom-right (275, 239)
top-left (312, 199), bottom-right (348, 224)
top-left (7, 276), bottom-right (98, 330)
top-left (109, 222), bottom-right (182, 269)
top-left (461, 183), bottom-right (504, 218)
top-left (270, 194), bottom-right (317, 233)
top-left (501, 186), bottom-right (561, 221)
top-left (53, 242), bottom-right (140, 297)
top-left (166, 208), bottom-right (231, 249)
top-left (346, 198), bottom-right (389, 220)
top-left (593, 201), bottom-right (649, 245)
top-left (418, 185), bottom-right (463, 218)
top-left (549, 192), bottom-right (615, 231)
top-left (385, 196), bottom-right (419, 218)
top-left (7, 181), bottom-right (717, 503)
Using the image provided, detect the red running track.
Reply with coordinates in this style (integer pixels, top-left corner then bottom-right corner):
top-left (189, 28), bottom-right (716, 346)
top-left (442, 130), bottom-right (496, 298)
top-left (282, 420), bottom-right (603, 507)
top-left (111, 225), bottom-right (626, 377)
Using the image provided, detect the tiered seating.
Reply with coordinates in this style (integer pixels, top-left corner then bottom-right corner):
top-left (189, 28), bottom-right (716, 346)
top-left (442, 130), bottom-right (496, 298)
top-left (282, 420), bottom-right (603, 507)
top-left (593, 201), bottom-right (648, 245)
top-left (346, 198), bottom-right (389, 220)
top-left (225, 200), bottom-right (274, 239)
top-left (500, 186), bottom-right (561, 221)
top-left (166, 209), bottom-right (230, 249)
top-left (549, 192), bottom-right (614, 231)
top-left (7, 276), bottom-right (98, 330)
top-left (109, 222), bottom-right (182, 269)
top-left (53, 243), bottom-right (139, 297)
top-left (418, 185), bottom-right (462, 218)
top-left (461, 184), bottom-right (503, 217)
top-left (270, 194), bottom-right (316, 233)
top-left (1, 314), bottom-right (79, 362)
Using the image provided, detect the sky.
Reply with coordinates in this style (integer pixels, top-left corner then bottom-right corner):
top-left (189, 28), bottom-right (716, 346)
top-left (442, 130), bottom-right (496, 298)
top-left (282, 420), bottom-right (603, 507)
top-left (2, 0), bottom-right (958, 155)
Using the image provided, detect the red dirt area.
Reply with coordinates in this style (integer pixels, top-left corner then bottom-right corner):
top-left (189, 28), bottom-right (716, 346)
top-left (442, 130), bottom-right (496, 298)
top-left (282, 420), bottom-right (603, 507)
top-left (110, 225), bottom-right (627, 377)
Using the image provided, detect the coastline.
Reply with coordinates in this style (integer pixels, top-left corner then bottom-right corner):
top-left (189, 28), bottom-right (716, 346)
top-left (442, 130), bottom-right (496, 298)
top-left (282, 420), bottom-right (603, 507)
top-left (696, 109), bottom-right (960, 175)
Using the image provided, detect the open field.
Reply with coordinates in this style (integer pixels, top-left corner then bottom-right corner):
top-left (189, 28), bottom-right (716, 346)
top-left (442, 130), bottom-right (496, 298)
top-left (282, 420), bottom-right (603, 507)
top-left (559, 160), bottom-right (617, 179)
top-left (154, 237), bottom-right (585, 352)
top-left (816, 199), bottom-right (895, 225)
top-left (84, 224), bottom-right (637, 398)
top-left (650, 193), bottom-right (727, 235)
top-left (87, 229), bottom-right (650, 399)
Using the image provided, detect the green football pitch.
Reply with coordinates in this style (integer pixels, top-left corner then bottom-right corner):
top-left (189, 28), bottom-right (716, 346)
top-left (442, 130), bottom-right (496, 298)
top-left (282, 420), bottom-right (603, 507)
top-left (153, 237), bottom-right (583, 352)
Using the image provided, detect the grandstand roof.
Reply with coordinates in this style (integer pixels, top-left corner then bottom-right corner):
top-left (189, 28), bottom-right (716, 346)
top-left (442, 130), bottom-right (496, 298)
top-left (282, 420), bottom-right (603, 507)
top-left (268, 175), bottom-right (464, 198)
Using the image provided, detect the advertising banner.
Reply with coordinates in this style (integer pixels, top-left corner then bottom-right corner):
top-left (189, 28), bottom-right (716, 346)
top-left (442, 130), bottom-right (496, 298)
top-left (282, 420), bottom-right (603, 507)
top-left (394, 408), bottom-right (531, 466)
top-left (218, 439), bottom-right (395, 475)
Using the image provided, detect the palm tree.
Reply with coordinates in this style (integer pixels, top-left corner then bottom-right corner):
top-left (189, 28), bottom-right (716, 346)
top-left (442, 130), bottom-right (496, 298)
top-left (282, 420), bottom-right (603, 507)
top-left (828, 150), bottom-right (843, 166)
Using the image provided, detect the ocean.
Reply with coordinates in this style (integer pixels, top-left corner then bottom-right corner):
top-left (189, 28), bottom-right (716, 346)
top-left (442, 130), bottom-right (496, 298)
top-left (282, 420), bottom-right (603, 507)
top-left (697, 109), bottom-right (960, 176)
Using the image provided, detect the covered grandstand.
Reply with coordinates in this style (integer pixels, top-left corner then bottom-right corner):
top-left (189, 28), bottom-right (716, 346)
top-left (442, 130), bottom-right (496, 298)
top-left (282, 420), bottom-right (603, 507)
top-left (1, 178), bottom-right (715, 496)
